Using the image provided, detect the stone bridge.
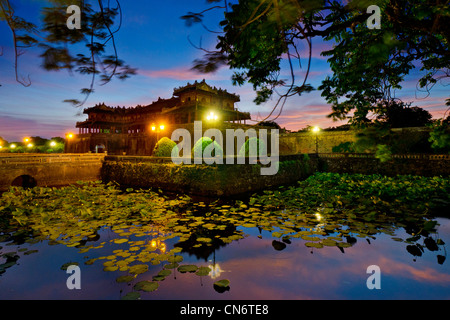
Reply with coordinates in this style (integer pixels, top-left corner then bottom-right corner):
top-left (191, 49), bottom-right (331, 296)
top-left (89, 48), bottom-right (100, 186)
top-left (0, 154), bottom-right (105, 192)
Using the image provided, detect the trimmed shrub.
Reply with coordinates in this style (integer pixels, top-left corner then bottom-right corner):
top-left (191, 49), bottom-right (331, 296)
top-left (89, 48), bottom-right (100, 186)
top-left (192, 137), bottom-right (223, 158)
top-left (332, 141), bottom-right (355, 153)
top-left (375, 144), bottom-right (392, 162)
top-left (238, 137), bottom-right (267, 157)
top-left (153, 137), bottom-right (178, 157)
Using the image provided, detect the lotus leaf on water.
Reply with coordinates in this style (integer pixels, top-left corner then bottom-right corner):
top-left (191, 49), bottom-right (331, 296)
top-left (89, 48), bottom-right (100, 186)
top-left (214, 279), bottom-right (230, 288)
top-left (116, 275), bottom-right (134, 283)
top-left (128, 264), bottom-right (149, 275)
top-left (177, 265), bottom-right (198, 273)
top-left (195, 266), bottom-right (212, 276)
top-left (121, 292), bottom-right (140, 300)
top-left (134, 281), bottom-right (159, 292)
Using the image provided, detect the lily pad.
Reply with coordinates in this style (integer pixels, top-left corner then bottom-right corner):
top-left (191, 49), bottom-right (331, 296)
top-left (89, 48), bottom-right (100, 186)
top-left (133, 281), bottom-right (159, 292)
top-left (322, 239), bottom-right (338, 247)
top-left (128, 264), bottom-right (149, 275)
top-left (304, 242), bottom-right (323, 248)
top-left (195, 266), bottom-right (212, 276)
top-left (116, 275), bottom-right (135, 283)
top-left (214, 279), bottom-right (230, 287)
top-left (177, 265), bottom-right (198, 273)
top-left (121, 291), bottom-right (140, 300)
top-left (157, 269), bottom-right (172, 277)
top-left (213, 279), bottom-right (230, 293)
top-left (272, 231), bottom-right (283, 238)
top-left (167, 255), bottom-right (183, 263)
top-left (164, 262), bottom-right (179, 269)
top-left (113, 238), bottom-right (128, 244)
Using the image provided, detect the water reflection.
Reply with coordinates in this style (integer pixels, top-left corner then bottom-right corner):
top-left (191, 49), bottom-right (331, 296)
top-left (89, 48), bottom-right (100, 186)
top-left (0, 179), bottom-right (449, 299)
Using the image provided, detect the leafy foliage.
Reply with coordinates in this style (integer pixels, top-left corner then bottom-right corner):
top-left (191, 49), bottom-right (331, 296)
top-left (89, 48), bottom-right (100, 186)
top-left (192, 137), bottom-right (224, 158)
top-left (428, 120), bottom-right (450, 154)
top-left (153, 137), bottom-right (178, 157)
top-left (375, 144), bottom-right (392, 162)
top-left (332, 141), bottom-right (355, 153)
top-left (238, 137), bottom-right (267, 157)
top-left (185, 0), bottom-right (449, 123)
top-left (376, 101), bottom-right (433, 128)
top-left (0, 0), bottom-right (136, 106)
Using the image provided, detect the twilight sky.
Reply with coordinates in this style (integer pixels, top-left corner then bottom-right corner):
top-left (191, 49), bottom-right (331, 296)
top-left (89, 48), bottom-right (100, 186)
top-left (0, 0), bottom-right (448, 142)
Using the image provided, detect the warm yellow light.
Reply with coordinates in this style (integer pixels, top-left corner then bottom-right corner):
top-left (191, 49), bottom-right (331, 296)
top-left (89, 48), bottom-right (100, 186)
top-left (27, 143), bottom-right (33, 148)
top-left (159, 124), bottom-right (165, 131)
top-left (50, 141), bottom-right (57, 147)
top-left (208, 263), bottom-right (223, 279)
top-left (207, 111), bottom-right (218, 121)
top-left (10, 144), bottom-right (16, 149)
top-left (312, 126), bottom-right (321, 133)
top-left (151, 240), bottom-right (157, 248)
top-left (66, 133), bottom-right (74, 139)
top-left (23, 137), bottom-right (30, 143)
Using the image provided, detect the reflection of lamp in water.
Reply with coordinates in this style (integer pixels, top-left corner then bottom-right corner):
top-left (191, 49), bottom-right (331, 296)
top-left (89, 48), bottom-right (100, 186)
top-left (150, 239), bottom-right (166, 252)
top-left (208, 263), bottom-right (224, 279)
top-left (315, 213), bottom-right (322, 221)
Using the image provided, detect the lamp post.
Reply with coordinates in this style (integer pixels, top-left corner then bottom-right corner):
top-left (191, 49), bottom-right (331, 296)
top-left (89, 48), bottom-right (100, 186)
top-left (312, 126), bottom-right (321, 154)
top-left (150, 123), bottom-right (165, 153)
top-left (65, 133), bottom-right (74, 153)
top-left (206, 111), bottom-right (218, 122)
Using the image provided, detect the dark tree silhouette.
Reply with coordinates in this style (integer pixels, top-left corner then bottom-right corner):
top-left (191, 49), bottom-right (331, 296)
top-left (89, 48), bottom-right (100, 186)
top-left (0, 0), bottom-right (136, 107)
top-left (183, 0), bottom-right (449, 124)
top-left (377, 101), bottom-right (432, 128)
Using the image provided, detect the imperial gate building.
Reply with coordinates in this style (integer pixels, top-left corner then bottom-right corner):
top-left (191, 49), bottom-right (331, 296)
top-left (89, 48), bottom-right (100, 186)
top-left (66, 80), bottom-right (251, 155)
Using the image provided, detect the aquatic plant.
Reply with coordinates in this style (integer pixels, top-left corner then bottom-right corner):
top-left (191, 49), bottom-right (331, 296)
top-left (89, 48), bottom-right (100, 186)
top-left (0, 173), bottom-right (448, 298)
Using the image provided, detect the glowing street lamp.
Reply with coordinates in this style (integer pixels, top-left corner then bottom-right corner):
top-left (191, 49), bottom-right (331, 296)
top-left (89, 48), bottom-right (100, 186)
top-left (50, 141), bottom-right (57, 147)
top-left (206, 111), bottom-right (218, 121)
top-left (27, 143), bottom-right (33, 148)
top-left (23, 137), bottom-right (31, 143)
top-left (10, 144), bottom-right (16, 149)
top-left (312, 126), bottom-right (321, 154)
top-left (66, 133), bottom-right (74, 140)
top-left (150, 123), bottom-right (165, 146)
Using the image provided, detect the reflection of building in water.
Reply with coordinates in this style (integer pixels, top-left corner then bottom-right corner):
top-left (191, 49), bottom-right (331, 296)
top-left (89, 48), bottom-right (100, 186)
top-left (66, 80), bottom-right (251, 155)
